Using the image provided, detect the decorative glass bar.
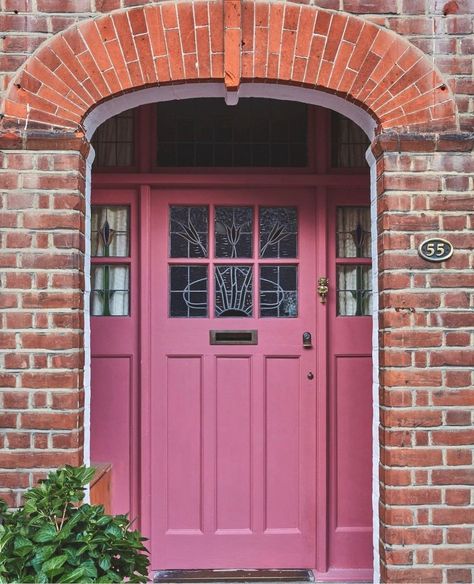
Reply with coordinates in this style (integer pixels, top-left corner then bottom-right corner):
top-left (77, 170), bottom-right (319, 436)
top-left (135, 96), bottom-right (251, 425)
top-left (215, 206), bottom-right (253, 258)
top-left (91, 206), bottom-right (130, 257)
top-left (336, 206), bottom-right (371, 258)
top-left (260, 265), bottom-right (298, 317)
top-left (170, 265), bottom-right (208, 317)
top-left (169, 206), bottom-right (209, 258)
top-left (91, 265), bottom-right (130, 316)
top-left (259, 207), bottom-right (297, 258)
top-left (215, 265), bottom-right (253, 317)
top-left (336, 265), bottom-right (372, 316)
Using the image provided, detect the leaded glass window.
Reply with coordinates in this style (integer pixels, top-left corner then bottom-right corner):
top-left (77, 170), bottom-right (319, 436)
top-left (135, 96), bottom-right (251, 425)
top-left (169, 206), bottom-right (208, 258)
top-left (215, 265), bottom-right (253, 317)
top-left (337, 265), bottom-right (372, 316)
top-left (335, 205), bottom-right (372, 316)
top-left (91, 265), bottom-right (130, 316)
top-left (260, 265), bottom-right (298, 317)
top-left (336, 207), bottom-right (371, 258)
top-left (91, 206), bottom-right (130, 257)
top-left (170, 265), bottom-right (208, 317)
top-left (215, 206), bottom-right (253, 258)
top-left (259, 207), bottom-right (297, 258)
top-left (91, 109), bottom-right (134, 168)
top-left (168, 204), bottom-right (300, 319)
top-left (156, 99), bottom-right (308, 167)
top-left (331, 112), bottom-right (370, 168)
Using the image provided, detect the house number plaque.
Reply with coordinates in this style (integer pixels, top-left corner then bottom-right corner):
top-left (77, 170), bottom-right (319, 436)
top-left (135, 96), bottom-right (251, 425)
top-left (418, 238), bottom-right (453, 262)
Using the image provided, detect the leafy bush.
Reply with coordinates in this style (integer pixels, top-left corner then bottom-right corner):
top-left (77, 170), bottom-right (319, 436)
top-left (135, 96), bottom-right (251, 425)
top-left (0, 465), bottom-right (149, 583)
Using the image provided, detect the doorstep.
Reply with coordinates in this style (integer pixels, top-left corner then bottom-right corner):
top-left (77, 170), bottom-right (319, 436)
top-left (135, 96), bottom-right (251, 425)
top-left (154, 570), bottom-right (314, 583)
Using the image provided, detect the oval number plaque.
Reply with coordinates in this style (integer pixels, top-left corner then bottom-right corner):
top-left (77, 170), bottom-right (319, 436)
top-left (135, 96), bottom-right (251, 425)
top-left (418, 238), bottom-right (454, 262)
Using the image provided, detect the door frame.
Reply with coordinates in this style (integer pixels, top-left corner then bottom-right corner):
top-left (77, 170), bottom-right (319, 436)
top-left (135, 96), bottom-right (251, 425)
top-left (122, 179), bottom-right (372, 580)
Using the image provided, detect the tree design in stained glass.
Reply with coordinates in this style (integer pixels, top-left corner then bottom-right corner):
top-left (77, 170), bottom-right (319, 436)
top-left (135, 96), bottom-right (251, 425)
top-left (215, 206), bottom-right (253, 258)
top-left (260, 265), bottom-right (297, 317)
top-left (336, 206), bottom-right (371, 258)
top-left (215, 265), bottom-right (253, 317)
top-left (169, 206), bottom-right (208, 258)
top-left (337, 265), bottom-right (372, 316)
top-left (170, 265), bottom-right (208, 317)
top-left (259, 207), bottom-right (297, 258)
top-left (91, 206), bottom-right (129, 257)
top-left (91, 265), bottom-right (130, 316)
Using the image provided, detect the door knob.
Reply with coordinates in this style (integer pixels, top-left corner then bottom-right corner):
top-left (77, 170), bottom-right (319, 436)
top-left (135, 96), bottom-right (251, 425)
top-left (307, 372), bottom-right (314, 380)
top-left (317, 277), bottom-right (329, 304)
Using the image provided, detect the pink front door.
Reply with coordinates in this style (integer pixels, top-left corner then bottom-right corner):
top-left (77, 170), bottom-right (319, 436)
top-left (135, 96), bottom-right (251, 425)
top-left (149, 190), bottom-right (317, 569)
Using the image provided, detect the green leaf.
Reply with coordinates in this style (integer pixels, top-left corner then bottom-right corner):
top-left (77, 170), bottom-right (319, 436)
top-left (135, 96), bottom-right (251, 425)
top-left (57, 566), bottom-right (87, 583)
top-left (98, 556), bottom-right (111, 571)
top-left (13, 535), bottom-right (34, 557)
top-left (42, 554), bottom-right (68, 575)
top-left (104, 524), bottom-right (122, 539)
top-left (34, 524), bottom-right (57, 543)
top-left (82, 559), bottom-right (98, 579)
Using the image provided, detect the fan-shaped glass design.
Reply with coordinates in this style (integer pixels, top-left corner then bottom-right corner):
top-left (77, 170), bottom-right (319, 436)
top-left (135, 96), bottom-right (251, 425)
top-left (215, 265), bottom-right (253, 317)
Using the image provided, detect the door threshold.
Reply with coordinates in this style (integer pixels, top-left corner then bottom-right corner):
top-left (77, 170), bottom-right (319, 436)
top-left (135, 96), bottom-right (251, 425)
top-left (154, 570), bottom-right (315, 583)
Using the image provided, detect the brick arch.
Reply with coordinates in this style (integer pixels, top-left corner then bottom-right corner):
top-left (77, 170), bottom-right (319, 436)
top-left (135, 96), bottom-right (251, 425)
top-left (1, 0), bottom-right (457, 133)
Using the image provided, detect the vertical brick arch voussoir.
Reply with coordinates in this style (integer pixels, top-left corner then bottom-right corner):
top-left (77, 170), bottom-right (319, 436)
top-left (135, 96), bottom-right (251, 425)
top-left (0, 0), bottom-right (457, 133)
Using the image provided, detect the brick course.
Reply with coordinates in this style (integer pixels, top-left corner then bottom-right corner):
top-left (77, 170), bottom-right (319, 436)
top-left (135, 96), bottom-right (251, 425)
top-left (0, 1), bottom-right (473, 583)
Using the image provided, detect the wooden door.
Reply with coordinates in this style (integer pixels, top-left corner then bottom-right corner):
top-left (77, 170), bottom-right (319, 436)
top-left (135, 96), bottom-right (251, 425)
top-left (149, 189), bottom-right (317, 569)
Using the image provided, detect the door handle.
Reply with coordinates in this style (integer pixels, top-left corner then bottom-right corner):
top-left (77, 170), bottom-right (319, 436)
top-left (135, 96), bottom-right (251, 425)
top-left (317, 277), bottom-right (329, 304)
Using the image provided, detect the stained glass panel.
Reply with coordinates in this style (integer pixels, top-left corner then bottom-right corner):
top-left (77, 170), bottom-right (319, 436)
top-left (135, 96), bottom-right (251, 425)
top-left (260, 265), bottom-right (298, 317)
top-left (169, 206), bottom-right (208, 258)
top-left (91, 206), bottom-right (129, 257)
top-left (337, 265), bottom-right (372, 316)
top-left (259, 207), bottom-right (297, 258)
top-left (215, 265), bottom-right (253, 317)
top-left (170, 265), bottom-right (208, 317)
top-left (91, 265), bottom-right (129, 316)
top-left (215, 206), bottom-right (253, 258)
top-left (337, 207), bottom-right (371, 258)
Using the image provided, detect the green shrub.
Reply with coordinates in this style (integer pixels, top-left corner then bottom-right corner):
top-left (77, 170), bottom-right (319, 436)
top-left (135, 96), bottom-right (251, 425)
top-left (0, 465), bottom-right (149, 583)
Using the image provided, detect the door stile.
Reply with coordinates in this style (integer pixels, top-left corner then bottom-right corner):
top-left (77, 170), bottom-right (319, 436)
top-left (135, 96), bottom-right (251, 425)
top-left (315, 187), bottom-right (329, 575)
top-left (139, 184), bottom-right (152, 542)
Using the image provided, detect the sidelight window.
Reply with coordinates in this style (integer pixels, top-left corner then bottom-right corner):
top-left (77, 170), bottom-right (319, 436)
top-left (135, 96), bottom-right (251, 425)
top-left (90, 205), bottom-right (131, 316)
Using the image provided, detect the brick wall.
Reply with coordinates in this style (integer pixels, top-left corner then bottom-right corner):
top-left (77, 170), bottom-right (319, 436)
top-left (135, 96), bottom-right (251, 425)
top-left (0, 1), bottom-right (473, 583)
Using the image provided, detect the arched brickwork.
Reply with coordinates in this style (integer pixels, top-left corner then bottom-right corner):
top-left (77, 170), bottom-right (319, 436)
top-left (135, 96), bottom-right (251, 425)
top-left (1, 1), bottom-right (457, 133)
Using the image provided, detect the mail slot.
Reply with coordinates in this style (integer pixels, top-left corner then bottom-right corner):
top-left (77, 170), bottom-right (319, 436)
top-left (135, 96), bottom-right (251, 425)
top-left (210, 330), bottom-right (258, 345)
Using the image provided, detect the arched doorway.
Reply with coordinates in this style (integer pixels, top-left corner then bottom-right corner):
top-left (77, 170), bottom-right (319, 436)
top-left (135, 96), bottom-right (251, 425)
top-left (89, 95), bottom-right (374, 580)
top-left (0, 2), bottom-right (459, 582)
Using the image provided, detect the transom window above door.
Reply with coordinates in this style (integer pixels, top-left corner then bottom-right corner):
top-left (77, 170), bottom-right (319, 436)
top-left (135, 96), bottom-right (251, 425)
top-left (91, 99), bottom-right (370, 171)
top-left (169, 205), bottom-right (298, 318)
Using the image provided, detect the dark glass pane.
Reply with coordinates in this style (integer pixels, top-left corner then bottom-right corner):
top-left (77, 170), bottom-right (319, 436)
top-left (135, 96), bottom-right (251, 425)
top-left (215, 206), bottom-right (253, 258)
top-left (337, 265), bottom-right (372, 316)
top-left (259, 207), bottom-right (297, 258)
top-left (169, 206), bottom-right (208, 258)
top-left (156, 98), bottom-right (308, 167)
top-left (91, 265), bottom-right (129, 316)
top-left (92, 109), bottom-right (134, 168)
top-left (215, 265), bottom-right (253, 317)
top-left (337, 206), bottom-right (371, 258)
top-left (91, 206), bottom-right (129, 257)
top-left (331, 112), bottom-right (370, 168)
top-left (170, 265), bottom-right (208, 317)
top-left (260, 265), bottom-right (298, 318)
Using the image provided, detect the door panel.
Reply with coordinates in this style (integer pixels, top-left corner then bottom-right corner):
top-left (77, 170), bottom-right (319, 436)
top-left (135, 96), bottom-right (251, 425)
top-left (149, 190), bottom-right (317, 569)
top-left (327, 191), bottom-right (373, 572)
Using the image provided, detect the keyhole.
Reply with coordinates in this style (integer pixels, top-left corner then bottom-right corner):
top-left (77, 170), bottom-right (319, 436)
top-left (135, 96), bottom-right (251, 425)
top-left (307, 372), bottom-right (314, 380)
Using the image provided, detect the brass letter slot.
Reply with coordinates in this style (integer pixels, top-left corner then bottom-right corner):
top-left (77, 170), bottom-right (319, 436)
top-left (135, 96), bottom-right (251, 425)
top-left (210, 330), bottom-right (258, 345)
